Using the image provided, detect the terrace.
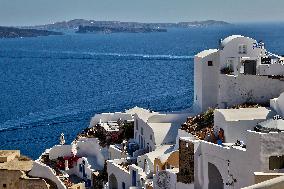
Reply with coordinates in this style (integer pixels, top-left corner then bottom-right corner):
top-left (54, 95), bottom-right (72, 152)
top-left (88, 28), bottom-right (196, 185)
top-left (78, 119), bottom-right (134, 147)
top-left (39, 152), bottom-right (86, 188)
top-left (181, 104), bottom-right (268, 146)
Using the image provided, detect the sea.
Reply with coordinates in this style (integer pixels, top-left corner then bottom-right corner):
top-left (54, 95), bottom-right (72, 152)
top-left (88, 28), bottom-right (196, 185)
top-left (1, 23), bottom-right (284, 159)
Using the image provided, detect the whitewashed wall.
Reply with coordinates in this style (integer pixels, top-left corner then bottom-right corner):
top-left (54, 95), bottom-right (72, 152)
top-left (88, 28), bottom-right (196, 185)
top-left (49, 145), bottom-right (73, 160)
top-left (109, 145), bottom-right (128, 160)
top-left (270, 92), bottom-right (284, 117)
top-left (258, 64), bottom-right (284, 76)
top-left (107, 159), bottom-right (132, 189)
top-left (29, 161), bottom-right (67, 189)
top-left (147, 112), bottom-right (193, 123)
top-left (89, 113), bottom-right (133, 127)
top-left (191, 130), bottom-right (284, 189)
top-left (194, 140), bottom-right (253, 189)
top-left (194, 51), bottom-right (220, 112)
top-left (134, 115), bottom-right (155, 151)
top-left (218, 74), bottom-right (284, 108)
top-left (67, 157), bottom-right (94, 182)
top-left (247, 131), bottom-right (284, 171)
top-left (76, 137), bottom-right (106, 170)
top-left (213, 109), bottom-right (274, 144)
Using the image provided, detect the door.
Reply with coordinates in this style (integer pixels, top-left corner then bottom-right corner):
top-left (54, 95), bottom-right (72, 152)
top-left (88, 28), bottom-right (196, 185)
top-left (132, 170), bottom-right (137, 186)
top-left (208, 162), bottom-right (224, 189)
top-left (244, 60), bottom-right (257, 75)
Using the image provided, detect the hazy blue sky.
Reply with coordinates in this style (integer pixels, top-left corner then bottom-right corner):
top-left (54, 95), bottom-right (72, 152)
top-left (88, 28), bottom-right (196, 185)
top-left (0, 0), bottom-right (284, 26)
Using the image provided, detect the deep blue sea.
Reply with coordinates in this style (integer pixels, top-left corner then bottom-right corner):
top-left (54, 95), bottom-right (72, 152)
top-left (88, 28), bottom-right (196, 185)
top-left (1, 23), bottom-right (284, 159)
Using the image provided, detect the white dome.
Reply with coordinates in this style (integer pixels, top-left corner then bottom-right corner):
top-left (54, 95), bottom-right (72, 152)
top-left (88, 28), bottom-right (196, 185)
top-left (220, 35), bottom-right (244, 48)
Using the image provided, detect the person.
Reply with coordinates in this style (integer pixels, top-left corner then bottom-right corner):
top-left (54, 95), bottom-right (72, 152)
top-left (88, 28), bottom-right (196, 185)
top-left (216, 128), bottom-right (225, 145)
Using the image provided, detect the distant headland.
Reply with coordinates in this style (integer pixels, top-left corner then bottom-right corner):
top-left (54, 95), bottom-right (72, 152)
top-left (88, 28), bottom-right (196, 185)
top-left (0, 26), bottom-right (63, 39)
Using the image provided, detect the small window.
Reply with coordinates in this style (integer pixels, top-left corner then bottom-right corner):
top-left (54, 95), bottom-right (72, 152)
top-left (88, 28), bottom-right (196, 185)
top-left (243, 45), bottom-right (247, 54)
top-left (3, 184), bottom-right (6, 188)
top-left (208, 61), bottom-right (213, 66)
top-left (122, 182), bottom-right (126, 189)
top-left (150, 134), bottom-right (152, 141)
top-left (239, 44), bottom-right (247, 54)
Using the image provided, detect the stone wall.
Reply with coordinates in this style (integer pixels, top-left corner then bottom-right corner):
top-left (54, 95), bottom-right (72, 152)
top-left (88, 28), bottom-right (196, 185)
top-left (177, 139), bottom-right (194, 184)
top-left (0, 170), bottom-right (51, 189)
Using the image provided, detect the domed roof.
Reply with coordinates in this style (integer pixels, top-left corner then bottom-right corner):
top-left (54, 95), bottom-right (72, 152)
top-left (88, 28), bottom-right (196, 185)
top-left (220, 35), bottom-right (244, 48)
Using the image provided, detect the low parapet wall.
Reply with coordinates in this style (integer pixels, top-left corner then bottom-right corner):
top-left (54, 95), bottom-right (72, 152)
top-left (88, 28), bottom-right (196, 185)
top-left (242, 175), bottom-right (284, 189)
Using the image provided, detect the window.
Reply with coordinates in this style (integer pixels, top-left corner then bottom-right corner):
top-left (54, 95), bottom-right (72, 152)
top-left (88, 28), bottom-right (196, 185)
top-left (141, 127), bottom-right (143, 135)
top-left (269, 156), bottom-right (284, 170)
top-left (136, 119), bottom-right (138, 130)
top-left (150, 134), bottom-right (152, 141)
top-left (156, 165), bottom-right (159, 172)
top-left (3, 184), bottom-right (6, 188)
top-left (208, 61), bottom-right (213, 66)
top-left (122, 182), bottom-right (126, 189)
top-left (239, 44), bottom-right (247, 54)
top-left (227, 59), bottom-right (234, 69)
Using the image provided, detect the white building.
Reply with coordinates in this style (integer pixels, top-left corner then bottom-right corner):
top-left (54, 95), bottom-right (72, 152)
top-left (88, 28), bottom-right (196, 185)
top-left (214, 107), bottom-right (276, 144)
top-left (194, 35), bottom-right (284, 112)
top-left (106, 106), bottom-right (193, 189)
top-left (164, 90), bottom-right (284, 189)
top-left (132, 107), bottom-right (193, 153)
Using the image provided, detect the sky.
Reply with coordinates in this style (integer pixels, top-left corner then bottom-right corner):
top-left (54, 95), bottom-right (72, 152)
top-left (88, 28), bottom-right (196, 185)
top-left (0, 0), bottom-right (284, 26)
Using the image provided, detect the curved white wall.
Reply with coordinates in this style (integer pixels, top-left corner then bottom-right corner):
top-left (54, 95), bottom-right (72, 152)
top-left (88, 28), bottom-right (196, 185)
top-left (29, 161), bottom-right (67, 189)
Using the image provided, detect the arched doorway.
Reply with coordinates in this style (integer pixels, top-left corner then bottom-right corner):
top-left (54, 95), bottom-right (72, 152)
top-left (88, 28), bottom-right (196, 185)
top-left (208, 162), bottom-right (224, 189)
top-left (109, 173), bottom-right (118, 189)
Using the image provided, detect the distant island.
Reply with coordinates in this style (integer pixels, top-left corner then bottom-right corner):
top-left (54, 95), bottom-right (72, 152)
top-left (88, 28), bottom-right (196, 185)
top-left (23, 19), bottom-right (231, 34)
top-left (0, 26), bottom-right (63, 38)
top-left (76, 25), bottom-right (167, 34)
top-left (0, 19), bottom-right (231, 38)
